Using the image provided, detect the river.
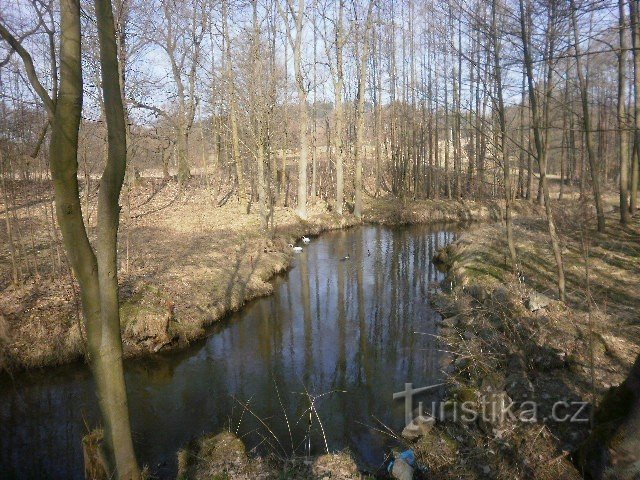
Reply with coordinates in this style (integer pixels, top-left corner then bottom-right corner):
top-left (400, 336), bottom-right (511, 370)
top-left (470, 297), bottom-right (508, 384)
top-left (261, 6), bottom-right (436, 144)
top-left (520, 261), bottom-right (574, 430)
top-left (0, 224), bottom-right (456, 478)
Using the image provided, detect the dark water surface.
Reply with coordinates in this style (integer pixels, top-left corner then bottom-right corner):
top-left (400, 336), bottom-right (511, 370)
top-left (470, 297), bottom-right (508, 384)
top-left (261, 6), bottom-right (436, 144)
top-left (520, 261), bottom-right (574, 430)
top-left (0, 224), bottom-right (456, 479)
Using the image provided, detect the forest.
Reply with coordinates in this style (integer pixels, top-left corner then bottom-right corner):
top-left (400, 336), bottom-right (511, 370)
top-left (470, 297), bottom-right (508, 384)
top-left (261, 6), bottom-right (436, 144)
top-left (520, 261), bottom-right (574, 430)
top-left (0, 0), bottom-right (639, 479)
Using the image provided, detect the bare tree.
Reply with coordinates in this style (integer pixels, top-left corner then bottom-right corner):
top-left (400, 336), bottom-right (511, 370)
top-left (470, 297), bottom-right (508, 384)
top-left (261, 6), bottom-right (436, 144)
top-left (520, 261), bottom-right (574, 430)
top-left (1, 0), bottom-right (140, 476)
top-left (137, 0), bottom-right (208, 185)
top-left (278, 0), bottom-right (309, 218)
top-left (630, 0), bottom-right (640, 214)
top-left (518, 0), bottom-right (565, 301)
top-left (222, 0), bottom-right (248, 210)
top-left (490, 0), bottom-right (517, 269)
top-left (353, 0), bottom-right (375, 219)
top-left (570, 0), bottom-right (605, 232)
top-left (320, 0), bottom-right (347, 214)
top-left (619, 0), bottom-right (630, 225)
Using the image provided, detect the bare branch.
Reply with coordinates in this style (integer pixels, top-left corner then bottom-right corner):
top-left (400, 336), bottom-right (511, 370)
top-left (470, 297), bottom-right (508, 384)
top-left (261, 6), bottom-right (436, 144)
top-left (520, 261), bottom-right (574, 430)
top-left (0, 21), bottom-right (55, 117)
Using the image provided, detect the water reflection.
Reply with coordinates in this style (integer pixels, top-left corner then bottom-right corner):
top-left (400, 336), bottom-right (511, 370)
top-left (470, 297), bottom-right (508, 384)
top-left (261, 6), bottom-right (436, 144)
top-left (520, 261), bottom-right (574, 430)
top-left (0, 225), bottom-right (456, 479)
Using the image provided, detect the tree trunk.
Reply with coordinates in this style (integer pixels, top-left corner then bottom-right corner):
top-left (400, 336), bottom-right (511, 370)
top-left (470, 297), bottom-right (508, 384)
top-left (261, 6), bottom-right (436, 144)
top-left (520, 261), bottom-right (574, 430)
top-left (0, 152), bottom-right (19, 284)
top-left (222, 0), bottom-right (247, 211)
top-left (0, 0), bottom-right (144, 475)
top-left (570, 0), bottom-right (606, 232)
top-left (334, 0), bottom-right (345, 214)
top-left (353, 1), bottom-right (374, 219)
top-left (177, 126), bottom-right (191, 186)
top-left (283, 0), bottom-right (308, 219)
top-left (519, 0), bottom-right (565, 301)
top-left (491, 0), bottom-right (516, 270)
top-left (297, 91), bottom-right (308, 218)
top-left (620, 0), bottom-right (631, 224)
top-left (93, 0), bottom-right (141, 476)
top-left (631, 0), bottom-right (640, 214)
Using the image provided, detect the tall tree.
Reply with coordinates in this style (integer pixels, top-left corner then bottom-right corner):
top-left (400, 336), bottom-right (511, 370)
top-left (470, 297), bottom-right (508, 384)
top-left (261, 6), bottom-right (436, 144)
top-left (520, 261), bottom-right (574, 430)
top-left (249, 0), bottom-right (269, 228)
top-left (518, 0), bottom-right (565, 301)
top-left (570, 0), bottom-right (606, 231)
top-left (222, 0), bottom-right (248, 210)
top-left (490, 0), bottom-right (517, 269)
top-left (321, 0), bottom-right (346, 214)
top-left (1, 0), bottom-right (140, 477)
top-left (619, 0), bottom-right (631, 225)
top-left (353, 0), bottom-right (375, 219)
top-left (279, 0), bottom-right (309, 218)
top-left (630, 0), bottom-right (640, 214)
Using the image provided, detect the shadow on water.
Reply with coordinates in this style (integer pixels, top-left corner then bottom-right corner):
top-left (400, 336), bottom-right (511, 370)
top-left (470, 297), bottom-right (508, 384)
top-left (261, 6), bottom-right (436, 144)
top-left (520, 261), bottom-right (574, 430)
top-left (0, 224), bottom-right (458, 479)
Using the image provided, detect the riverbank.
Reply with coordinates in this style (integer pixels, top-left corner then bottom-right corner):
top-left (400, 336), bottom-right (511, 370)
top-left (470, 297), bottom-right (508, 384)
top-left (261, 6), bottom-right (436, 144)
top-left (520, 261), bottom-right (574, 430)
top-left (176, 431), bottom-right (367, 480)
top-left (83, 428), bottom-right (367, 480)
top-left (0, 180), bottom-right (537, 371)
top-left (416, 209), bottom-right (640, 478)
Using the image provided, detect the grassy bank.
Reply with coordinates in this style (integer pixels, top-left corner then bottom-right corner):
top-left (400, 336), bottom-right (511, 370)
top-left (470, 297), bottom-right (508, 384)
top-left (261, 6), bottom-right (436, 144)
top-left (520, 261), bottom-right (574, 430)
top-left (0, 180), bottom-right (535, 371)
top-left (175, 431), bottom-right (366, 480)
top-left (416, 208), bottom-right (640, 479)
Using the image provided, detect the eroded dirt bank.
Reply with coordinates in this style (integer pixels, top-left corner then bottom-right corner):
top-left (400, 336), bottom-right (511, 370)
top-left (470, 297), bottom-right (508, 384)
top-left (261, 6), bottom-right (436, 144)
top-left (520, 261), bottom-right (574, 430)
top-left (0, 180), bottom-right (537, 371)
top-left (414, 211), bottom-right (639, 479)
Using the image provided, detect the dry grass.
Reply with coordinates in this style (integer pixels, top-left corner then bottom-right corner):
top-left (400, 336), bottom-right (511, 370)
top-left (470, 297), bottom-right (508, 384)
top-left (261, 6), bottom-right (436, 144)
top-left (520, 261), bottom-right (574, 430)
top-left (176, 431), bottom-right (363, 480)
top-left (362, 195), bottom-right (542, 225)
top-left (422, 205), bottom-right (640, 479)
top-left (0, 179), bottom-right (526, 371)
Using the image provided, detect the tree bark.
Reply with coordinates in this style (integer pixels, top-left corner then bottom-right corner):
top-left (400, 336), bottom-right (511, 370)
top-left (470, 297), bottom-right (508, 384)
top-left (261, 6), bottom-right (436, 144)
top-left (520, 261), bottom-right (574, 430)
top-left (0, 152), bottom-right (19, 284)
top-left (519, 0), bottom-right (565, 301)
top-left (0, 0), bottom-right (141, 476)
top-left (222, 0), bottom-right (247, 211)
top-left (630, 0), bottom-right (640, 214)
top-left (92, 0), bottom-right (141, 475)
top-left (491, 0), bottom-right (517, 270)
top-left (620, 0), bottom-right (631, 225)
top-left (353, 0), bottom-right (374, 219)
top-left (279, 0), bottom-right (309, 218)
top-left (333, 0), bottom-right (345, 214)
top-left (570, 0), bottom-right (606, 232)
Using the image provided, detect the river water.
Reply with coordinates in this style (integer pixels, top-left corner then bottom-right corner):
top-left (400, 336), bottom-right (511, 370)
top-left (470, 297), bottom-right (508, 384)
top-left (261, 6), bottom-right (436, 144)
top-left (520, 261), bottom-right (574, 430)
top-left (0, 224), bottom-right (456, 478)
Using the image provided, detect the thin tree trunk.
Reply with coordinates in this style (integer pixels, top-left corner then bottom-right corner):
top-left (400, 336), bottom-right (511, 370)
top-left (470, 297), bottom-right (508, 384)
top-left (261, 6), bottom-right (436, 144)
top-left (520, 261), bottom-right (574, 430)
top-left (570, 0), bottom-right (606, 231)
top-left (631, 0), bottom-right (640, 214)
top-left (334, 0), bottom-right (345, 214)
top-left (250, 0), bottom-right (268, 229)
top-left (93, 0), bottom-right (140, 475)
top-left (519, 0), bottom-right (565, 301)
top-left (223, 0), bottom-right (247, 211)
top-left (491, 0), bottom-right (516, 269)
top-left (0, 0), bottom-right (140, 474)
top-left (353, 1), bottom-right (374, 219)
top-left (0, 152), bottom-right (19, 284)
top-left (297, 91), bottom-right (309, 218)
top-left (620, 0), bottom-right (631, 224)
top-left (0, 0), bottom-right (143, 475)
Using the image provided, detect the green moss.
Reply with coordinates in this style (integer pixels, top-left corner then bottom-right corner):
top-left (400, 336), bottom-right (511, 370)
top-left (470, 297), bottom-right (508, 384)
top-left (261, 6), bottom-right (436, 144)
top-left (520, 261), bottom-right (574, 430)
top-left (119, 301), bottom-right (161, 328)
top-left (450, 386), bottom-right (479, 403)
top-left (119, 283), bottom-right (166, 328)
top-left (464, 265), bottom-right (506, 286)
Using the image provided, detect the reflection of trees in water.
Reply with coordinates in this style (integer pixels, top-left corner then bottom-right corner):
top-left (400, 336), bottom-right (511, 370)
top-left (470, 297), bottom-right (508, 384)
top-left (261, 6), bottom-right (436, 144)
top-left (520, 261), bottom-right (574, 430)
top-left (300, 253), bottom-right (313, 386)
top-left (1, 225), bottom-right (457, 477)
top-left (128, 358), bottom-right (180, 385)
top-left (0, 369), bottom-right (96, 477)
